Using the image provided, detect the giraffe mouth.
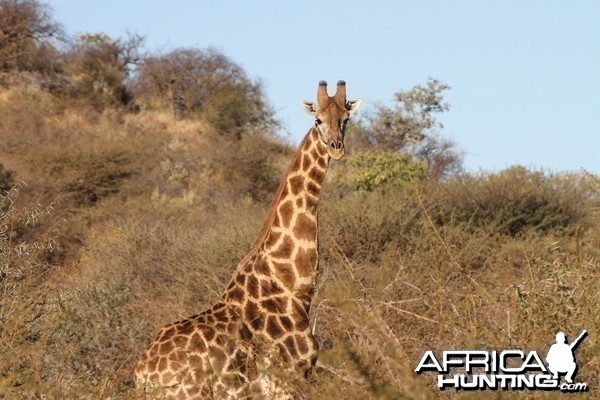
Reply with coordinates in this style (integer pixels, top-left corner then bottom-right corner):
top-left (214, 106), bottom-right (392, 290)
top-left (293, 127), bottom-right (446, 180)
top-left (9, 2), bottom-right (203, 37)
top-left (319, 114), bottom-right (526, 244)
top-left (327, 147), bottom-right (345, 160)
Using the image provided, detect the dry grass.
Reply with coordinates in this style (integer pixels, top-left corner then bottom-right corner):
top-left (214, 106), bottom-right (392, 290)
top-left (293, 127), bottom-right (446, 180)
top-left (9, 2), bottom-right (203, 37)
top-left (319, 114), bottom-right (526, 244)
top-left (304, 177), bottom-right (599, 399)
top-left (0, 80), bottom-right (599, 399)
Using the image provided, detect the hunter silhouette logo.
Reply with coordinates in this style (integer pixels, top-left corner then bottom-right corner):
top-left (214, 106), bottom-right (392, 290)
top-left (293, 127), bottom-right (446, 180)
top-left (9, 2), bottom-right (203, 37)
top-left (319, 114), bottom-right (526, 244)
top-left (415, 330), bottom-right (589, 392)
top-left (546, 330), bottom-right (587, 384)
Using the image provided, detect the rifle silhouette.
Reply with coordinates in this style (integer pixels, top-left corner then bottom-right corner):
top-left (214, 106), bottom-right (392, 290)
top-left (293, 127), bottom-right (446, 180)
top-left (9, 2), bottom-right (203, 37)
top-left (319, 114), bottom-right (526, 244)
top-left (569, 330), bottom-right (587, 350)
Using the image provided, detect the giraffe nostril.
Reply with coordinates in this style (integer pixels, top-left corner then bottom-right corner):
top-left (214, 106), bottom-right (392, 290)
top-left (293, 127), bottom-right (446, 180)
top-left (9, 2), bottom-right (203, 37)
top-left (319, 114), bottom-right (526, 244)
top-left (329, 141), bottom-right (343, 150)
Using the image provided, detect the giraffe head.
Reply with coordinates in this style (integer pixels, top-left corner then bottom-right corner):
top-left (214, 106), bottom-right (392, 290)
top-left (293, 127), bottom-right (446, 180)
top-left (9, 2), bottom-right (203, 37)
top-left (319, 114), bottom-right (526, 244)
top-left (301, 80), bottom-right (361, 160)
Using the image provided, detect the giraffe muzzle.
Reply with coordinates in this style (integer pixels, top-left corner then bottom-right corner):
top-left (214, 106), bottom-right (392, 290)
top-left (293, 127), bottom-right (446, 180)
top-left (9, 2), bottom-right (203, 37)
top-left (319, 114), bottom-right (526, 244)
top-left (327, 140), bottom-right (345, 160)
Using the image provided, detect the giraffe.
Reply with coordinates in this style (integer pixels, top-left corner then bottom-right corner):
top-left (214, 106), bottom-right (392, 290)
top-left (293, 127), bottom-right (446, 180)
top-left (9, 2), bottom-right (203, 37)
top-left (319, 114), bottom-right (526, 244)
top-left (134, 80), bottom-right (361, 399)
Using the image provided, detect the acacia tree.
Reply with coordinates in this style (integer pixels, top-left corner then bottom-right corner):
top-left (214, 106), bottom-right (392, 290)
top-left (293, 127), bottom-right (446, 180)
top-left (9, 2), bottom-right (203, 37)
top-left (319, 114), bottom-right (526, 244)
top-left (350, 78), bottom-right (462, 179)
top-left (63, 32), bottom-right (143, 109)
top-left (135, 47), bottom-right (275, 137)
top-left (0, 0), bottom-right (62, 73)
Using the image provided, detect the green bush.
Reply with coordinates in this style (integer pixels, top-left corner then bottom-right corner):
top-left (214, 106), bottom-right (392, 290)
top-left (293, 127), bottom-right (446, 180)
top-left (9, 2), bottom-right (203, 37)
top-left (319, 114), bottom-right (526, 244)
top-left (347, 151), bottom-right (425, 192)
top-left (433, 166), bottom-right (595, 236)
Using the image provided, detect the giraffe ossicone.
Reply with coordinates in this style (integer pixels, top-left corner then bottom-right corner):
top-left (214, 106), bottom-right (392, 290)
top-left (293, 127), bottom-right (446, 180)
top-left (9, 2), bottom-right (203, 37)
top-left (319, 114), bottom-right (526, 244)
top-left (134, 81), bottom-right (361, 399)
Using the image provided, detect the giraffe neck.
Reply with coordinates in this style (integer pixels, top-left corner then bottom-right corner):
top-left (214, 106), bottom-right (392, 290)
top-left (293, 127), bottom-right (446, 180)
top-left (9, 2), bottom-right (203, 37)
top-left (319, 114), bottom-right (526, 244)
top-left (262, 126), bottom-right (328, 261)
top-left (225, 127), bottom-right (329, 306)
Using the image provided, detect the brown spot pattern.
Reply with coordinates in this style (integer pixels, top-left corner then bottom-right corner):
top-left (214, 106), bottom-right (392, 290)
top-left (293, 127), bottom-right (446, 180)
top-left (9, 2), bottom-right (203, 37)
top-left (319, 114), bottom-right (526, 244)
top-left (259, 279), bottom-right (284, 297)
top-left (284, 336), bottom-right (299, 358)
top-left (289, 175), bottom-right (304, 195)
top-left (235, 273), bottom-right (246, 285)
top-left (254, 257), bottom-right (271, 276)
top-left (278, 201), bottom-right (294, 228)
top-left (269, 235), bottom-right (294, 259)
top-left (265, 231), bottom-right (281, 248)
top-left (203, 326), bottom-right (216, 342)
top-left (295, 247), bottom-right (317, 277)
top-left (307, 181), bottom-right (320, 196)
top-left (279, 316), bottom-right (293, 331)
top-left (261, 296), bottom-right (288, 314)
top-left (293, 213), bottom-right (316, 241)
top-left (291, 300), bottom-right (309, 331)
top-left (266, 316), bottom-right (284, 339)
top-left (302, 155), bottom-right (311, 171)
top-left (247, 275), bottom-right (259, 299)
top-left (274, 262), bottom-right (296, 290)
top-left (227, 286), bottom-right (244, 303)
top-left (245, 301), bottom-right (263, 330)
top-left (308, 166), bottom-right (324, 182)
top-left (317, 156), bottom-right (327, 169)
top-left (295, 335), bottom-right (308, 355)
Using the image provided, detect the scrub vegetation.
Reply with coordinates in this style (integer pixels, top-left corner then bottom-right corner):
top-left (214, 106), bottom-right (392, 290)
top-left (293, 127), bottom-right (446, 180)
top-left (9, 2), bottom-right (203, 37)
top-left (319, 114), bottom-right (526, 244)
top-left (1, 1), bottom-right (598, 398)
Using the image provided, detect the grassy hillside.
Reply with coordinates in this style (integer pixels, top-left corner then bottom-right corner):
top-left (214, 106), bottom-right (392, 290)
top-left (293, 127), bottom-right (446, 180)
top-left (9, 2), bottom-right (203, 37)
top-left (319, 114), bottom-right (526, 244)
top-left (1, 76), bottom-right (599, 400)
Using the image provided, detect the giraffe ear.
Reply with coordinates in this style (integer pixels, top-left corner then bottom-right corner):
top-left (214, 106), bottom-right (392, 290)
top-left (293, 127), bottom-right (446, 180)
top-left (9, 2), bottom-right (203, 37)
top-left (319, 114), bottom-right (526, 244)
top-left (301, 101), bottom-right (318, 116)
top-left (346, 99), bottom-right (362, 114)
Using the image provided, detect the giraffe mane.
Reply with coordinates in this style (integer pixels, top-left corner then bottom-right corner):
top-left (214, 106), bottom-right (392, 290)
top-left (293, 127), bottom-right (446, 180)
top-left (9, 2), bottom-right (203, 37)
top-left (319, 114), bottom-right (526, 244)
top-left (238, 128), bottom-right (315, 267)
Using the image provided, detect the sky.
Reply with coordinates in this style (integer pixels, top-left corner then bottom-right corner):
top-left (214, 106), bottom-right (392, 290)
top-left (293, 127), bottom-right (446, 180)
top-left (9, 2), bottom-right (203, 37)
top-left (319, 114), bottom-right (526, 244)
top-left (46, 1), bottom-right (600, 173)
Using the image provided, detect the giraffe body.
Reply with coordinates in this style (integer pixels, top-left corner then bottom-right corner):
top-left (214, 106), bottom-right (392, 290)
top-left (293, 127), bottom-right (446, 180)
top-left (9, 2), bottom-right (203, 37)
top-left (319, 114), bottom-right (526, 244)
top-left (134, 81), bottom-right (361, 399)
